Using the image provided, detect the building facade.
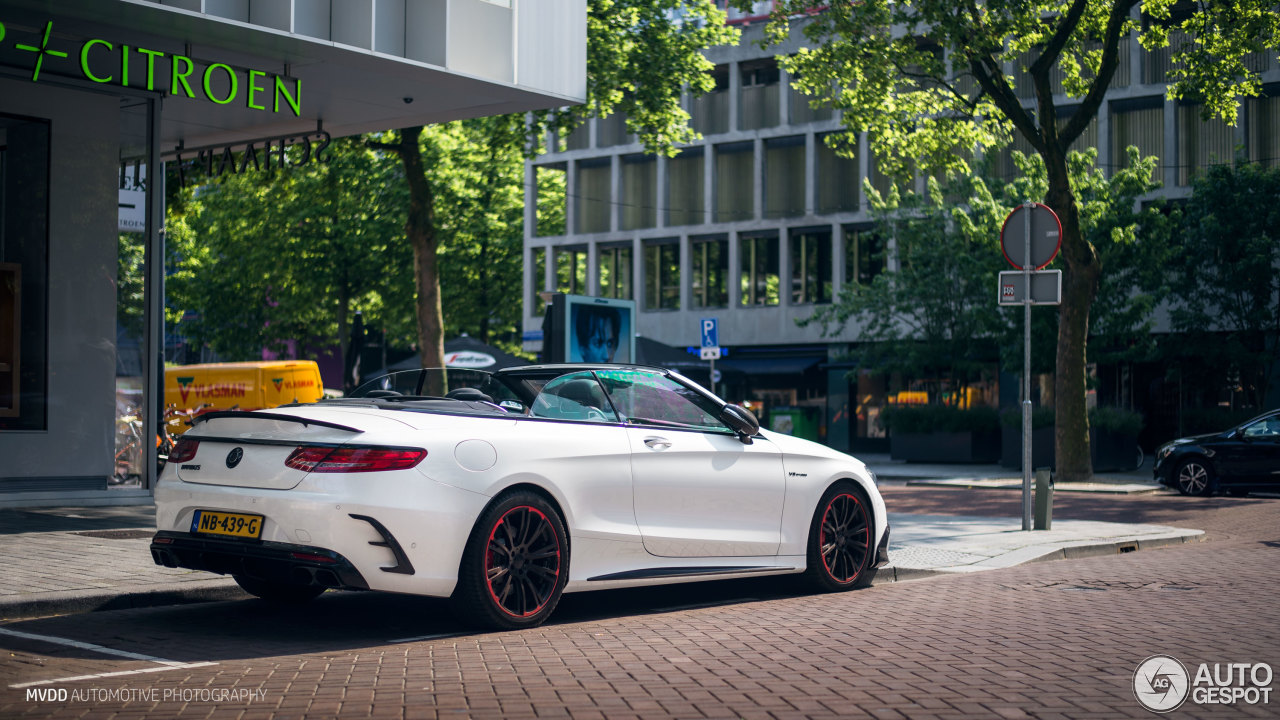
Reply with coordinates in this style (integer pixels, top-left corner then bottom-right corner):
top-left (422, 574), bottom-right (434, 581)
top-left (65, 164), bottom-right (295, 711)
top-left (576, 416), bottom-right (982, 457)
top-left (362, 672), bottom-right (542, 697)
top-left (523, 2), bottom-right (1280, 453)
top-left (0, 0), bottom-right (586, 507)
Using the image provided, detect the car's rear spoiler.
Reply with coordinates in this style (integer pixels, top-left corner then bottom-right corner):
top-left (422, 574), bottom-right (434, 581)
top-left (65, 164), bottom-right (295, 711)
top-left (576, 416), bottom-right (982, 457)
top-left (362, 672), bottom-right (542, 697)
top-left (191, 411), bottom-right (363, 434)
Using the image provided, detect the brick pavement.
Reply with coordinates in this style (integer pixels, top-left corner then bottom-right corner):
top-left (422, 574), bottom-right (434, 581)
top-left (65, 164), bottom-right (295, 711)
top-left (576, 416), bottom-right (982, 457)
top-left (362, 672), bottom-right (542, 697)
top-left (1, 488), bottom-right (1277, 719)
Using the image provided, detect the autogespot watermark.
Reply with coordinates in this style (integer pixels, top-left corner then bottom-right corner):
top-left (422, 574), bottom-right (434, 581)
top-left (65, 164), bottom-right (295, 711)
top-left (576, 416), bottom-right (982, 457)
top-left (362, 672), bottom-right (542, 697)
top-left (25, 687), bottom-right (268, 704)
top-left (1133, 654), bottom-right (1273, 714)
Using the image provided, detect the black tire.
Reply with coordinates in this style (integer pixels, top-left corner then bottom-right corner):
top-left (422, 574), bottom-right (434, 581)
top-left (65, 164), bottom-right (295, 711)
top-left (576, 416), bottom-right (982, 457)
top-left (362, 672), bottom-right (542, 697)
top-left (233, 574), bottom-right (325, 603)
top-left (452, 490), bottom-right (569, 630)
top-left (1174, 458), bottom-right (1214, 496)
top-left (803, 482), bottom-right (876, 592)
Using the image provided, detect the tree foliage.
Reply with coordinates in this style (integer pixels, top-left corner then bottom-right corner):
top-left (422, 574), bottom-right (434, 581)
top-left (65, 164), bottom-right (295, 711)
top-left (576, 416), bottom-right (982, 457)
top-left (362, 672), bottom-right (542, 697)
top-left (755, 0), bottom-right (1280, 480)
top-left (1167, 163), bottom-right (1280, 409)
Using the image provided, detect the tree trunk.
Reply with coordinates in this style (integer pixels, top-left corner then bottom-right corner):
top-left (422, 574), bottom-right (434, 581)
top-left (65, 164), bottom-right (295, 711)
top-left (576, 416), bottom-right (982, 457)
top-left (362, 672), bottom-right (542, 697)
top-left (1044, 152), bottom-right (1100, 483)
top-left (395, 126), bottom-right (445, 391)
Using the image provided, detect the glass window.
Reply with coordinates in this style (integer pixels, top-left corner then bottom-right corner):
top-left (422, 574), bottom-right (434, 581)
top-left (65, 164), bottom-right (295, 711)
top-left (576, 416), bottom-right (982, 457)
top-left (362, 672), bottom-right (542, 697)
top-left (715, 142), bottom-right (753, 223)
top-left (790, 76), bottom-right (833, 124)
top-left (844, 226), bottom-right (886, 286)
top-left (666, 149), bottom-right (705, 226)
top-left (556, 247), bottom-right (587, 295)
top-left (576, 159), bottom-right (611, 233)
top-left (530, 372), bottom-right (618, 423)
top-left (559, 124), bottom-right (589, 151)
top-left (535, 164), bottom-right (566, 237)
top-left (1177, 103), bottom-right (1235, 186)
top-left (531, 247), bottom-right (547, 313)
top-left (1246, 92), bottom-right (1279, 169)
top-left (740, 234), bottom-right (780, 306)
top-left (816, 133), bottom-right (859, 214)
top-left (765, 136), bottom-right (805, 219)
top-left (790, 229), bottom-right (832, 305)
top-left (692, 66), bottom-right (729, 136)
top-left (1111, 100), bottom-right (1163, 180)
top-left (740, 60), bottom-right (780, 131)
top-left (691, 236), bottom-right (728, 309)
top-left (643, 240), bottom-right (680, 311)
top-left (598, 111), bottom-right (633, 148)
top-left (620, 155), bottom-right (656, 230)
top-left (595, 369), bottom-right (727, 432)
top-left (0, 115), bottom-right (50, 431)
top-left (598, 245), bottom-right (632, 299)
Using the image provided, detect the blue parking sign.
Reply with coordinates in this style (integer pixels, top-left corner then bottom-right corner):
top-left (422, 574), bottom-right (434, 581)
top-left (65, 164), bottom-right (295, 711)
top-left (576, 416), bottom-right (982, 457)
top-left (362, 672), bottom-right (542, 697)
top-left (700, 318), bottom-right (718, 348)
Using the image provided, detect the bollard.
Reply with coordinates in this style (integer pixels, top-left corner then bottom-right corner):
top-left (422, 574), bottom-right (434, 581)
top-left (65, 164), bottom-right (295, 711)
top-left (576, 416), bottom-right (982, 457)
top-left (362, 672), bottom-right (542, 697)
top-left (1034, 467), bottom-right (1053, 530)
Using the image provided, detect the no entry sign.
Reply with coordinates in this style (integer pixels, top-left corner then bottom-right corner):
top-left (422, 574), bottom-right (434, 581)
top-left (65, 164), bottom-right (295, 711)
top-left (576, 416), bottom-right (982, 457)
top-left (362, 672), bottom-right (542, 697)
top-left (1000, 203), bottom-right (1062, 270)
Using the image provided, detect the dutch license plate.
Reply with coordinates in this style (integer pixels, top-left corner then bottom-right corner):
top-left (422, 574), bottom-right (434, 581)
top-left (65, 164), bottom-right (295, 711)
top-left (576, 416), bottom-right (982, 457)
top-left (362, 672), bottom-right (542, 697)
top-left (191, 510), bottom-right (263, 539)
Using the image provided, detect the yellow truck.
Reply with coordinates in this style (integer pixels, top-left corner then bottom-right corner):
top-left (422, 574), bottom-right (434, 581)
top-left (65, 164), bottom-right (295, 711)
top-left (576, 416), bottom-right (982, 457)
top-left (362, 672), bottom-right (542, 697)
top-left (163, 360), bottom-right (324, 434)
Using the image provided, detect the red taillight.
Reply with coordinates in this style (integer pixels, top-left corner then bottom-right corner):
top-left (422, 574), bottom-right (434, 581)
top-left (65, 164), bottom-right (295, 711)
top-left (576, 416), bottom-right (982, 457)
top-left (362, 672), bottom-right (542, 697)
top-left (168, 438), bottom-right (199, 464)
top-left (284, 446), bottom-right (426, 473)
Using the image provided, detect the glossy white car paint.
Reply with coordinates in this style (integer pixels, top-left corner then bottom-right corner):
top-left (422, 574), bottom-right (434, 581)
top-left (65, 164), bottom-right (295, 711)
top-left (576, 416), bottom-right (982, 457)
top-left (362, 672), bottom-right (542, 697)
top-left (153, 366), bottom-right (887, 606)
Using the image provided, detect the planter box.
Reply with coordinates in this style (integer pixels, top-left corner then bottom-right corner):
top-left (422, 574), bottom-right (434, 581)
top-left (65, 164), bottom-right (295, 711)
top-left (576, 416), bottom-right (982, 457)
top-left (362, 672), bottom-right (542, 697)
top-left (1001, 426), bottom-right (1055, 470)
top-left (999, 426), bottom-right (1141, 471)
top-left (890, 431), bottom-right (1000, 463)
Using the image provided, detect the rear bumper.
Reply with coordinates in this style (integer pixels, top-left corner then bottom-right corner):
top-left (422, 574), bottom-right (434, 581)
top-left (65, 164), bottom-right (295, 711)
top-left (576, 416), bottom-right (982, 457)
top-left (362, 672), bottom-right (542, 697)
top-left (873, 523), bottom-right (891, 568)
top-left (151, 531), bottom-right (370, 591)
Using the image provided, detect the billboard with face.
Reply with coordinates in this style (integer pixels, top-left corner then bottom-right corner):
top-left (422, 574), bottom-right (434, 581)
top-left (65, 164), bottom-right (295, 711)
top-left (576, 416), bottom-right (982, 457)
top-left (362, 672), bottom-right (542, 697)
top-left (565, 295), bottom-right (635, 364)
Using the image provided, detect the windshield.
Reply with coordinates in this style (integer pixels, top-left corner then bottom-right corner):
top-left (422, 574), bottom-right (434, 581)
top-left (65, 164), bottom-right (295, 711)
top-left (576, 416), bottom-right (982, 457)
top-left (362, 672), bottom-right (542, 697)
top-left (351, 369), bottom-right (523, 410)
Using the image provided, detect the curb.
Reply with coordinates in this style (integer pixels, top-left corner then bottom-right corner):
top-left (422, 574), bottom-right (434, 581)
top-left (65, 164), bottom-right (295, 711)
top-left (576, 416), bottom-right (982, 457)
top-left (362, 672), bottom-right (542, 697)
top-left (0, 579), bottom-right (246, 622)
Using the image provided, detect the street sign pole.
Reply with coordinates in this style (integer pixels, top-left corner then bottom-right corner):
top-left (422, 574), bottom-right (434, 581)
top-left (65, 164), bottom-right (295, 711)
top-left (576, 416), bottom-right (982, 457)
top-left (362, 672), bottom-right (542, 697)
top-left (1022, 204), bottom-right (1033, 532)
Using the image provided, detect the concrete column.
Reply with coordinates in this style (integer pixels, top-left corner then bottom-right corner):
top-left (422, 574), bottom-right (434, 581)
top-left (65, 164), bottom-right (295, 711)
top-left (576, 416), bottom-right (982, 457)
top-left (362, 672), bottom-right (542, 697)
top-left (1163, 97), bottom-right (1178, 189)
top-left (804, 131), bottom-right (817, 216)
top-left (858, 132), bottom-right (871, 211)
top-left (753, 137), bottom-right (764, 220)
top-left (728, 60), bottom-right (741, 132)
top-left (704, 142), bottom-right (715, 224)
top-left (1097, 102), bottom-right (1111, 174)
top-left (565, 158), bottom-right (577, 235)
top-left (587, 241), bottom-right (599, 297)
top-left (778, 226), bottom-right (791, 308)
top-left (779, 66), bottom-right (792, 126)
top-left (632, 236), bottom-right (645, 309)
top-left (679, 232), bottom-right (691, 312)
top-left (610, 154), bottom-right (622, 233)
top-left (656, 154), bottom-right (669, 229)
top-left (832, 222), bottom-right (845, 296)
top-left (727, 229), bottom-right (741, 308)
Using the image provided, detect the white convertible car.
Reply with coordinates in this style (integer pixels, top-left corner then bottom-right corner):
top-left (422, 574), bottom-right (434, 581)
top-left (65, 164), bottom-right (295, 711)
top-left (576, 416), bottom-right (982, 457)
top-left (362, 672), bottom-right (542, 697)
top-left (151, 365), bottom-right (889, 629)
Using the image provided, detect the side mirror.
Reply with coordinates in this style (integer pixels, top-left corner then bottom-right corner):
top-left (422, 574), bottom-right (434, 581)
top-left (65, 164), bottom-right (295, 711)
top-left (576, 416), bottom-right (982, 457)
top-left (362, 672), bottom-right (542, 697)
top-left (720, 404), bottom-right (760, 444)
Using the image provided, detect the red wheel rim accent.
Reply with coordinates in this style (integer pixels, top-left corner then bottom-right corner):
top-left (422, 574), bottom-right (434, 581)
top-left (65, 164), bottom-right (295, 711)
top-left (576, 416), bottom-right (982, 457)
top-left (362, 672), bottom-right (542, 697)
top-left (819, 493), bottom-right (870, 584)
top-left (484, 505), bottom-right (561, 618)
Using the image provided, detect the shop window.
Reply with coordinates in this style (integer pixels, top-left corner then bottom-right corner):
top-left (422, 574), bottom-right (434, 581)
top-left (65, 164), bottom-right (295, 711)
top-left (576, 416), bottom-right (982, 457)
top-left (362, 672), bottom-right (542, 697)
top-left (844, 226), bottom-right (886, 286)
top-left (0, 116), bottom-right (49, 430)
top-left (643, 240), bottom-right (680, 311)
top-left (620, 155), bottom-right (656, 231)
top-left (765, 136), bottom-right (805, 219)
top-left (740, 59), bottom-right (780, 131)
top-left (790, 229), bottom-right (832, 305)
top-left (1177, 103), bottom-right (1236, 186)
top-left (1110, 98), bottom-right (1163, 180)
top-left (598, 245), bottom-right (633, 300)
top-left (575, 159), bottom-right (611, 234)
top-left (691, 236), bottom-right (728, 309)
top-left (666, 148), bottom-right (705, 226)
top-left (556, 246), bottom-right (588, 295)
top-left (816, 133), bottom-right (860, 214)
top-left (715, 142), bottom-right (754, 223)
top-left (692, 66), bottom-right (730, 136)
top-left (535, 164), bottom-right (566, 237)
top-left (740, 233), bottom-right (780, 306)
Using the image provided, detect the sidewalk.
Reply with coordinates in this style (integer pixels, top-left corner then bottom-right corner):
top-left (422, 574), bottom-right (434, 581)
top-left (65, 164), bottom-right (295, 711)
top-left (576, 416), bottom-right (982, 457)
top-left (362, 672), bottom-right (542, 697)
top-left (0, 456), bottom-right (1199, 621)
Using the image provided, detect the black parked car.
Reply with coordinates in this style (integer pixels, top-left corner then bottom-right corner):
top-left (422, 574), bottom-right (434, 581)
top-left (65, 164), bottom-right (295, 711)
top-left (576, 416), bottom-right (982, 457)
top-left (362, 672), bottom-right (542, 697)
top-left (1154, 410), bottom-right (1280, 496)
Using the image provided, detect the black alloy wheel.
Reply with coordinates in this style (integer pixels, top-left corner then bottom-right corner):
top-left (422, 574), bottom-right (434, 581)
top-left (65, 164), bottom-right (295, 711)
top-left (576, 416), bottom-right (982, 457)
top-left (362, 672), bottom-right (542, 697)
top-left (805, 482), bottom-right (875, 592)
top-left (453, 490), bottom-right (568, 630)
top-left (1175, 458), bottom-right (1214, 496)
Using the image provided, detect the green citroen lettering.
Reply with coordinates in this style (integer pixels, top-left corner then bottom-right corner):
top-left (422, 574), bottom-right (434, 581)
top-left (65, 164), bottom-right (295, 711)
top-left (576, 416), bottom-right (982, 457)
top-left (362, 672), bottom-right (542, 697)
top-left (203, 63), bottom-right (237, 104)
top-left (274, 76), bottom-right (301, 116)
top-left (137, 48), bottom-right (165, 91)
top-left (121, 44), bottom-right (129, 87)
top-left (171, 55), bottom-right (195, 98)
top-left (0, 21), bottom-right (7, 44)
top-left (80, 38), bottom-right (112, 83)
top-left (246, 70), bottom-right (267, 110)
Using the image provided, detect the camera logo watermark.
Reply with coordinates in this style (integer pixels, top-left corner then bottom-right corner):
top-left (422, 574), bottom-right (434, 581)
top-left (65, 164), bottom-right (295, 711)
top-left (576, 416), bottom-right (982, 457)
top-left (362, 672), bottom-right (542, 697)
top-left (1134, 655), bottom-right (1273, 713)
top-left (1134, 655), bottom-right (1190, 713)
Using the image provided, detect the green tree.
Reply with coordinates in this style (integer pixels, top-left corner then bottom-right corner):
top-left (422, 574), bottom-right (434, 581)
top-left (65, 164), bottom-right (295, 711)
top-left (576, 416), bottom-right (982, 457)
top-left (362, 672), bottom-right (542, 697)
top-left (378, 0), bottom-right (739, 371)
top-left (1168, 163), bottom-right (1280, 410)
top-left (756, 0), bottom-right (1279, 481)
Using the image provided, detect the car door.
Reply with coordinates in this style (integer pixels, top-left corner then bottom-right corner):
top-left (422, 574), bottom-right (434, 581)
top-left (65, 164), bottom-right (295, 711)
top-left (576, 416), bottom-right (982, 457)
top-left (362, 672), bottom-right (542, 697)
top-left (595, 369), bottom-right (786, 558)
top-left (1233, 414), bottom-right (1280, 485)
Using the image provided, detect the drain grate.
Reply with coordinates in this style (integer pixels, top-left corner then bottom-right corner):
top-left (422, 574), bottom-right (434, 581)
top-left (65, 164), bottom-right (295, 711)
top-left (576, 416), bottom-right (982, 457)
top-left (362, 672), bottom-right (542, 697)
top-left (73, 529), bottom-right (155, 540)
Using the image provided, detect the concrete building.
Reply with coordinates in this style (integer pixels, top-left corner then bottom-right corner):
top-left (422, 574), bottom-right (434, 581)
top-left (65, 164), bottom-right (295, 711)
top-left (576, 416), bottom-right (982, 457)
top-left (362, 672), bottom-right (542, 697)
top-left (0, 0), bottom-right (586, 506)
top-left (522, 1), bottom-right (1280, 453)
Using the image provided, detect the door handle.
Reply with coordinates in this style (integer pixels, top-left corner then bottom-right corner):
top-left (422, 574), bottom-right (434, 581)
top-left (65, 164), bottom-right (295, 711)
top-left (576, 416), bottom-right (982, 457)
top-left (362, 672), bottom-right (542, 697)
top-left (643, 437), bottom-right (672, 451)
